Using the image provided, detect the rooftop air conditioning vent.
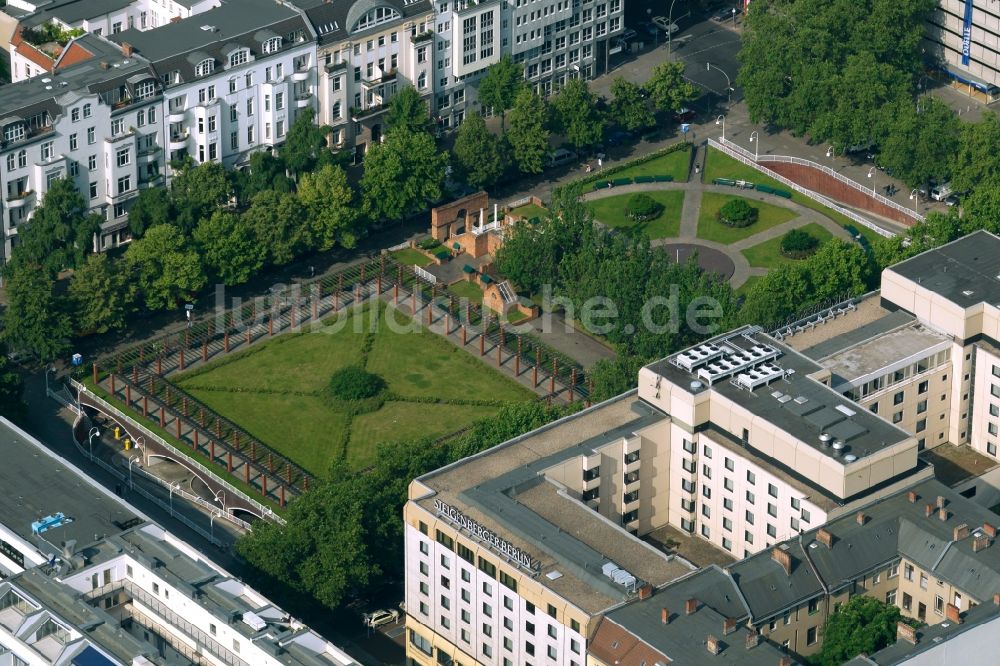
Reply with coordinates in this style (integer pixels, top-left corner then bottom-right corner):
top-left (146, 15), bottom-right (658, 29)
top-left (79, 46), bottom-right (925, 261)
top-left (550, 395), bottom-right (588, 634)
top-left (690, 380), bottom-right (703, 391)
top-left (843, 454), bottom-right (858, 463)
top-left (832, 441), bottom-right (846, 455)
top-left (200, 25), bottom-right (217, 32)
top-left (963, 290), bottom-right (975, 297)
top-left (546, 571), bottom-right (563, 580)
top-left (835, 405), bottom-right (856, 417)
top-left (794, 396), bottom-right (808, 404)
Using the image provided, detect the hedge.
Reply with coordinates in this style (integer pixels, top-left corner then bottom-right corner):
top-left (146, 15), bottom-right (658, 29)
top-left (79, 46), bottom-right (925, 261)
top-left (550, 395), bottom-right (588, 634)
top-left (572, 141), bottom-right (692, 190)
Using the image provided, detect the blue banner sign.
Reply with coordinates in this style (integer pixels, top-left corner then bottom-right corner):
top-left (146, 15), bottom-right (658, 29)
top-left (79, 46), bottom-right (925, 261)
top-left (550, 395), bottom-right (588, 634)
top-left (962, 0), bottom-right (974, 66)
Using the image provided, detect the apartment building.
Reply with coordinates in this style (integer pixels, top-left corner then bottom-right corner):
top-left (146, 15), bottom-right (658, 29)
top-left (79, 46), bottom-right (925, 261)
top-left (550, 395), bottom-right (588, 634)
top-left (781, 230), bottom-right (1000, 461)
top-left (0, 416), bottom-right (362, 665)
top-left (290, 0), bottom-right (436, 162)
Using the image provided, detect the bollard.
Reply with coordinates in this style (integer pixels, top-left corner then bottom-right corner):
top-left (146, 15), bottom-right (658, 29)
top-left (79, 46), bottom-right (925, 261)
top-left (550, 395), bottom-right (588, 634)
top-left (179, 348), bottom-right (185, 371)
top-left (224, 331), bottom-right (230, 352)
top-left (202, 339), bottom-right (208, 362)
top-left (110, 374), bottom-right (116, 395)
top-left (228, 452), bottom-right (234, 472)
top-left (143, 396), bottom-right (148, 417)
top-left (92, 362), bottom-right (98, 385)
top-left (280, 485), bottom-right (286, 507)
top-left (551, 359), bottom-right (558, 395)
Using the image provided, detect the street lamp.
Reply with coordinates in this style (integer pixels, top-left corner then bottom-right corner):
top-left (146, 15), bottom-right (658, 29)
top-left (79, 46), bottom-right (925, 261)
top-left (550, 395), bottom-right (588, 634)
top-left (647, 9), bottom-right (657, 48)
top-left (45, 366), bottom-right (56, 396)
top-left (826, 146), bottom-right (834, 158)
top-left (716, 115), bottom-right (726, 141)
top-left (706, 62), bottom-right (733, 107)
top-left (909, 189), bottom-right (920, 213)
top-left (210, 511), bottom-right (221, 542)
top-left (732, 7), bottom-right (737, 25)
top-left (169, 483), bottom-right (180, 517)
top-left (88, 427), bottom-right (100, 461)
top-left (128, 456), bottom-right (140, 490)
top-left (749, 131), bottom-right (759, 161)
top-left (867, 167), bottom-right (877, 196)
top-left (667, 0), bottom-right (678, 58)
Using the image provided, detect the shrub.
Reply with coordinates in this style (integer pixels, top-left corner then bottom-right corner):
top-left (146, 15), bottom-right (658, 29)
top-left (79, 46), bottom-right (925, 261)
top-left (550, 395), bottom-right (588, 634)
top-left (328, 366), bottom-right (386, 401)
top-left (780, 228), bottom-right (821, 259)
top-left (625, 193), bottom-right (663, 222)
top-left (717, 198), bottom-right (758, 227)
top-left (417, 238), bottom-right (441, 250)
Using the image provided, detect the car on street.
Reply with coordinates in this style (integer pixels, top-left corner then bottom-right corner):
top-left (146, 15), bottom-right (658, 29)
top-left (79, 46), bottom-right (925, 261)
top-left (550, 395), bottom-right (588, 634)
top-left (619, 28), bottom-right (638, 43)
top-left (673, 108), bottom-right (695, 122)
top-left (712, 7), bottom-right (740, 22)
top-left (363, 609), bottom-right (400, 628)
top-left (547, 147), bottom-right (578, 168)
top-left (605, 129), bottom-right (634, 146)
top-left (945, 195), bottom-right (959, 207)
top-left (638, 22), bottom-right (662, 38)
top-left (930, 182), bottom-right (953, 201)
top-left (652, 16), bottom-right (681, 33)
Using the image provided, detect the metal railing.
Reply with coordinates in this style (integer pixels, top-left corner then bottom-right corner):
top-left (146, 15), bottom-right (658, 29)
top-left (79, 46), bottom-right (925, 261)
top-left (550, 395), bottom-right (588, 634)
top-left (708, 139), bottom-right (897, 239)
top-left (72, 379), bottom-right (283, 526)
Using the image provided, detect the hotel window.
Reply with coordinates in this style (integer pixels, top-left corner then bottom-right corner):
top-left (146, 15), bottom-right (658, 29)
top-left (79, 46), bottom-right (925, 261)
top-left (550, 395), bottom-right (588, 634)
top-left (583, 466), bottom-right (600, 481)
top-left (701, 504), bottom-right (711, 518)
top-left (440, 554), bottom-right (450, 570)
top-left (746, 510), bottom-right (754, 524)
top-left (499, 571), bottom-right (517, 592)
top-left (991, 404), bottom-right (1000, 417)
top-left (702, 464), bottom-right (712, 479)
top-left (723, 498), bottom-right (733, 511)
top-left (478, 557), bottom-right (496, 578)
top-left (624, 450), bottom-right (639, 464)
top-left (870, 403), bottom-right (879, 414)
top-left (725, 457), bottom-right (734, 471)
top-left (990, 423), bottom-right (998, 436)
top-left (893, 411), bottom-right (903, 423)
top-left (457, 543), bottom-right (474, 564)
top-left (724, 478), bottom-right (733, 491)
top-left (683, 439), bottom-right (695, 453)
top-left (768, 483), bottom-right (778, 498)
top-left (894, 391), bottom-right (905, 405)
top-left (988, 442), bottom-right (997, 456)
top-left (917, 419), bottom-right (927, 433)
top-left (919, 380), bottom-right (928, 394)
top-left (702, 485), bottom-right (711, 499)
top-left (767, 524), bottom-right (776, 537)
top-left (746, 470), bottom-right (756, 484)
top-left (768, 503), bottom-right (777, 518)
top-left (917, 400), bottom-right (927, 414)
top-left (746, 491), bottom-right (755, 504)
top-left (440, 595), bottom-right (450, 609)
top-left (745, 530), bottom-right (753, 544)
top-left (419, 561), bottom-right (428, 575)
top-left (703, 445), bottom-right (712, 458)
top-left (547, 604), bottom-right (557, 619)
top-left (436, 530), bottom-right (454, 549)
top-left (801, 509), bottom-right (811, 523)
top-left (723, 517), bottom-right (732, 531)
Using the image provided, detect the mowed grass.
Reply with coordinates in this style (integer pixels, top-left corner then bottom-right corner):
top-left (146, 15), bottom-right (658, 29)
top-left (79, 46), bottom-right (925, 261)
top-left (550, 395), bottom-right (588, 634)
top-left (586, 190), bottom-right (684, 239)
top-left (510, 203), bottom-right (547, 220)
top-left (704, 148), bottom-right (892, 246)
top-left (696, 192), bottom-right (798, 244)
top-left (447, 279), bottom-right (484, 304)
top-left (173, 305), bottom-right (533, 475)
top-left (612, 145), bottom-right (692, 182)
top-left (740, 222), bottom-right (835, 269)
top-left (392, 247), bottom-right (433, 267)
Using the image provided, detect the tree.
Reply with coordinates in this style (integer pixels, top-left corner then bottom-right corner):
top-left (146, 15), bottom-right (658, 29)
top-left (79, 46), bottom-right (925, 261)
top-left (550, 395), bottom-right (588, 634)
top-left (233, 151), bottom-right (293, 205)
top-left (125, 224), bottom-right (206, 310)
top-left (478, 55), bottom-right (527, 131)
top-left (506, 88), bottom-right (550, 174)
top-left (738, 264), bottom-right (812, 327)
top-left (589, 355), bottom-right (648, 403)
top-left (610, 77), bottom-right (654, 132)
top-left (876, 96), bottom-right (960, 188)
top-left (243, 191), bottom-right (310, 266)
top-left (551, 79), bottom-right (604, 150)
top-left (15, 178), bottom-right (97, 274)
top-left (808, 239), bottom-right (874, 302)
top-left (452, 112), bottom-right (507, 190)
top-left (69, 253), bottom-right (133, 335)
top-left (297, 164), bottom-right (361, 250)
top-left (193, 210), bottom-right (266, 285)
top-left (384, 85), bottom-right (433, 135)
top-left (0, 342), bottom-right (25, 421)
top-left (127, 187), bottom-right (173, 239)
top-left (779, 228), bottom-right (821, 258)
top-left (958, 183), bottom-right (1000, 235)
top-left (170, 159), bottom-right (232, 233)
top-left (282, 107), bottom-right (332, 177)
top-left (361, 127), bottom-right (448, 221)
top-left (646, 61), bottom-right (698, 114)
top-left (815, 596), bottom-right (908, 666)
top-left (1, 261), bottom-right (72, 362)
top-left (950, 111), bottom-right (1000, 194)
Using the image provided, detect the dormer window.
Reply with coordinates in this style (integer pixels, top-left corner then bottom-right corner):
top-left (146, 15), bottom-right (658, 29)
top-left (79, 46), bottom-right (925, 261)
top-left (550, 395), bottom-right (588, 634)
top-left (135, 80), bottom-right (156, 100)
top-left (262, 37), bottom-right (282, 54)
top-left (196, 58), bottom-right (215, 77)
top-left (4, 123), bottom-right (25, 143)
top-left (353, 6), bottom-right (401, 32)
top-left (230, 49), bottom-right (249, 67)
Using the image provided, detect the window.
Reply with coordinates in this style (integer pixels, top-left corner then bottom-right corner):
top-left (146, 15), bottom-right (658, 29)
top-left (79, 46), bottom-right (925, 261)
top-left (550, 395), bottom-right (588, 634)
top-left (624, 450), bottom-right (639, 464)
top-left (768, 503), bottom-right (777, 518)
top-left (808, 598), bottom-right (819, 615)
top-left (886, 590), bottom-right (897, 606)
top-left (723, 497), bottom-right (733, 511)
top-left (746, 491), bottom-right (755, 504)
top-left (583, 466), bottom-right (600, 481)
top-left (807, 626), bottom-right (818, 646)
top-left (935, 595), bottom-right (944, 615)
top-left (499, 571), bottom-right (517, 592)
top-left (683, 439), bottom-right (696, 453)
top-left (196, 59), bottom-right (215, 77)
top-left (88, 155), bottom-right (96, 171)
top-left (725, 457), bottom-right (734, 471)
top-left (701, 524), bottom-right (710, 538)
top-left (988, 442), bottom-right (997, 456)
top-left (745, 510), bottom-right (754, 525)
top-left (703, 444), bottom-right (712, 458)
top-left (117, 176), bottom-right (131, 194)
top-left (894, 391), bottom-right (905, 405)
top-left (893, 411), bottom-right (903, 424)
top-left (767, 524), bottom-right (776, 537)
top-left (920, 573), bottom-right (928, 590)
top-left (745, 530), bottom-right (753, 544)
top-left (917, 400), bottom-right (927, 414)
top-left (71, 108), bottom-right (80, 122)
top-left (4, 154), bottom-right (12, 171)
top-left (263, 37), bottom-right (282, 53)
top-left (902, 592), bottom-right (912, 611)
top-left (83, 104), bottom-right (92, 118)
top-left (701, 504), bottom-right (711, 518)
top-left (723, 517), bottom-right (732, 531)
top-left (801, 509), bottom-right (811, 523)
top-left (478, 557), bottom-right (496, 578)
top-left (116, 147), bottom-right (130, 167)
top-left (230, 49), bottom-right (249, 67)
top-left (917, 419), bottom-right (927, 433)
top-left (89, 181), bottom-right (97, 198)
top-left (768, 483), bottom-right (778, 498)
top-left (904, 563), bottom-right (914, 581)
top-left (247, 126), bottom-right (255, 144)
top-left (276, 92), bottom-right (285, 111)
top-left (41, 141), bottom-right (53, 160)
top-left (747, 470), bottom-right (756, 484)
top-left (135, 80), bottom-right (155, 100)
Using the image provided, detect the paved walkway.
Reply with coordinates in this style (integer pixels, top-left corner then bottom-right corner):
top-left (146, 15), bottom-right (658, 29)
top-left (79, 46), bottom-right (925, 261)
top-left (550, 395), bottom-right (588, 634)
top-left (582, 182), bottom-right (854, 288)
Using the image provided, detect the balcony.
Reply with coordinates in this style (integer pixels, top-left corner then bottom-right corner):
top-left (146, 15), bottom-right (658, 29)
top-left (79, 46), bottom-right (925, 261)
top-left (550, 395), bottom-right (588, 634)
top-left (292, 69), bottom-right (309, 82)
top-left (362, 69), bottom-right (397, 87)
top-left (295, 90), bottom-right (313, 107)
top-left (168, 106), bottom-right (186, 123)
top-left (324, 59), bottom-right (348, 73)
top-left (412, 31), bottom-right (434, 44)
top-left (4, 190), bottom-right (33, 209)
top-left (168, 131), bottom-right (189, 150)
top-left (350, 103), bottom-right (387, 120)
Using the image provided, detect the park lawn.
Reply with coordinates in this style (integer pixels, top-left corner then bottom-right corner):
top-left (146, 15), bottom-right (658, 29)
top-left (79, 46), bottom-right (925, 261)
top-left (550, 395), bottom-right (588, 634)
top-left (393, 247), bottom-right (433, 267)
top-left (613, 145), bottom-right (692, 182)
top-left (511, 203), bottom-right (547, 220)
top-left (741, 223), bottom-right (835, 269)
top-left (704, 148), bottom-right (892, 246)
top-left (181, 389), bottom-right (351, 477)
top-left (447, 279), bottom-right (484, 304)
top-left (346, 401), bottom-right (497, 470)
top-left (697, 192), bottom-right (798, 244)
top-left (735, 276), bottom-right (763, 297)
top-left (586, 190), bottom-right (684, 239)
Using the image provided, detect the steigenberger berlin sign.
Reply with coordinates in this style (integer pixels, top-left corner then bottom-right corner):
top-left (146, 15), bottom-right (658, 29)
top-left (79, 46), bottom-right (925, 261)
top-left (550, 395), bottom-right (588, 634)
top-left (435, 500), bottom-right (535, 569)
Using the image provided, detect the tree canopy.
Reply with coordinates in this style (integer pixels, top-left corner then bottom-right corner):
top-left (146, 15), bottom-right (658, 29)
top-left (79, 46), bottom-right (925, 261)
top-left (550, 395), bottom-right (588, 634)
top-left (452, 111), bottom-right (507, 190)
top-left (610, 78), bottom-right (655, 132)
top-left (361, 127), bottom-right (447, 221)
top-left (282, 107), bottom-right (331, 177)
top-left (506, 88), bottom-right (551, 174)
top-left (551, 79), bottom-right (604, 150)
top-left (646, 61), bottom-right (698, 114)
top-left (170, 159), bottom-right (233, 233)
top-left (127, 187), bottom-right (173, 239)
top-left (69, 253), bottom-right (133, 335)
top-left (814, 596), bottom-right (909, 666)
top-left (478, 55), bottom-right (527, 131)
top-left (15, 178), bottom-right (97, 275)
top-left (385, 85), bottom-right (434, 136)
top-left (125, 224), bottom-right (207, 310)
top-left (1, 260), bottom-right (72, 362)
top-left (193, 210), bottom-right (267, 285)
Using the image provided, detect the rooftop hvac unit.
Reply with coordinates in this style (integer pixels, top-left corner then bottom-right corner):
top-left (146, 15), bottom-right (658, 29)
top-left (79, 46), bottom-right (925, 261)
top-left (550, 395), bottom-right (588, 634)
top-left (242, 611), bottom-right (267, 632)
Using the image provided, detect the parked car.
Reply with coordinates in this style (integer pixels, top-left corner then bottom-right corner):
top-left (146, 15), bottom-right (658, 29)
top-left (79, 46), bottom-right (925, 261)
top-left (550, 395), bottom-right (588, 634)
top-left (673, 108), bottom-right (695, 123)
top-left (605, 129), bottom-right (634, 146)
top-left (944, 195), bottom-right (959, 207)
top-left (619, 28), bottom-right (638, 43)
top-left (652, 16), bottom-right (681, 33)
top-left (930, 182), bottom-right (953, 201)
top-left (712, 7), bottom-right (740, 22)
top-left (638, 22), bottom-right (662, 38)
top-left (547, 148), bottom-right (578, 168)
top-left (363, 609), bottom-right (400, 628)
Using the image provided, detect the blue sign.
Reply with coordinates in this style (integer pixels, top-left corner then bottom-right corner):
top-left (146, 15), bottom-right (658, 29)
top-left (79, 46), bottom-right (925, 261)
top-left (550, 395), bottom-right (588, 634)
top-left (680, 123), bottom-right (691, 134)
top-left (71, 353), bottom-right (83, 366)
top-left (962, 0), bottom-right (974, 65)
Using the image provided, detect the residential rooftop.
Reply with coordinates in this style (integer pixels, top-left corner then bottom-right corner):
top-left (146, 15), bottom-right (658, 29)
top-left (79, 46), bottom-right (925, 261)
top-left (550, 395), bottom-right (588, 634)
top-left (886, 230), bottom-right (1000, 310)
top-left (288, 0), bottom-right (433, 46)
top-left (414, 394), bottom-right (694, 615)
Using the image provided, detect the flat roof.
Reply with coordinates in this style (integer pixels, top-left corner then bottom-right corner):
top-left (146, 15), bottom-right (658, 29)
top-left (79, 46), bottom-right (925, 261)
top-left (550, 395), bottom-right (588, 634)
top-left (887, 230), bottom-right (1000, 310)
top-left (649, 327), bottom-right (912, 463)
top-left (0, 419), bottom-right (139, 559)
top-left (416, 394), bottom-right (693, 615)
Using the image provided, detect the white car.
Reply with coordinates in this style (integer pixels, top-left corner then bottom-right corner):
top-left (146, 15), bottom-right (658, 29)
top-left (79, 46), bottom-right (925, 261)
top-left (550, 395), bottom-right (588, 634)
top-left (652, 16), bottom-right (680, 33)
top-left (363, 609), bottom-right (400, 628)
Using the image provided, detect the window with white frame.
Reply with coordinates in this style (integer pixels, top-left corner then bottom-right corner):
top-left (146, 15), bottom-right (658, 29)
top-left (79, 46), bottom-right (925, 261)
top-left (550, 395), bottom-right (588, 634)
top-left (230, 49), bottom-right (249, 67)
top-left (116, 147), bottom-right (130, 167)
top-left (135, 80), bottom-right (155, 100)
top-left (196, 59), bottom-right (215, 77)
top-left (4, 124), bottom-right (24, 142)
top-left (263, 37), bottom-right (282, 53)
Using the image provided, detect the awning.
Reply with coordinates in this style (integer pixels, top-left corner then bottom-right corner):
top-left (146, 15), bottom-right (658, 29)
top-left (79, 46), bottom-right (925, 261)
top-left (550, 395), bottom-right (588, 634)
top-left (938, 64), bottom-right (1000, 94)
top-left (462, 264), bottom-right (475, 274)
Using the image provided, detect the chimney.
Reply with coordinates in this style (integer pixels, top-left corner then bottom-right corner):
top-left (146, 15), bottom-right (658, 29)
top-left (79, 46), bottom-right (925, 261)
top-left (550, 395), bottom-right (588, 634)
top-left (661, 607), bottom-right (670, 625)
top-left (816, 528), bottom-right (834, 548)
top-left (706, 635), bottom-right (720, 655)
top-left (685, 598), bottom-right (699, 615)
top-left (907, 490), bottom-right (918, 503)
top-left (99, 61), bottom-right (109, 70)
top-left (985, 522), bottom-right (997, 538)
top-left (856, 511), bottom-right (868, 526)
top-left (953, 523), bottom-right (970, 541)
top-left (936, 495), bottom-right (946, 509)
top-left (121, 42), bottom-right (133, 57)
top-left (993, 593), bottom-right (1000, 606)
top-left (723, 617), bottom-right (737, 635)
top-left (745, 629), bottom-right (761, 649)
top-left (925, 503), bottom-right (935, 518)
top-left (639, 584), bottom-right (653, 600)
top-left (61, 539), bottom-right (77, 559)
top-left (945, 603), bottom-right (962, 624)
top-left (938, 507), bottom-right (949, 522)
top-left (896, 621), bottom-right (917, 645)
top-left (973, 534), bottom-right (991, 552)
top-left (771, 547), bottom-right (792, 576)
top-left (779, 658), bottom-right (792, 666)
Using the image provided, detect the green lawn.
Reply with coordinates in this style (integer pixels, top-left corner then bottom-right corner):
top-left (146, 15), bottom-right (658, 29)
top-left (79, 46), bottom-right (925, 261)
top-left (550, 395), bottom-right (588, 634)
top-left (741, 223), bottom-right (835, 269)
top-left (586, 190), bottom-right (684, 239)
top-left (392, 247), bottom-right (433, 267)
top-left (697, 192), bottom-right (798, 244)
top-left (174, 304), bottom-right (533, 475)
top-left (510, 203), bottom-right (547, 220)
top-left (447, 279), bottom-right (484, 304)
top-left (704, 148), bottom-right (891, 246)
top-left (613, 145), bottom-right (693, 182)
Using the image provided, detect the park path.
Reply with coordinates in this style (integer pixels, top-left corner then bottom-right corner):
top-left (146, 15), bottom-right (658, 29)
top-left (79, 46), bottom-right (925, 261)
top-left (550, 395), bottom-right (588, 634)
top-left (582, 182), bottom-right (854, 288)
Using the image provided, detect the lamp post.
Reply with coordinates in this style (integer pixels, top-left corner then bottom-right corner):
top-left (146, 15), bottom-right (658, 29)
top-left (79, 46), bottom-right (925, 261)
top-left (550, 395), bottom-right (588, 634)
top-left (867, 166), bottom-right (877, 196)
top-left (706, 62), bottom-right (732, 107)
top-left (826, 146), bottom-right (834, 158)
top-left (128, 456), bottom-right (140, 490)
top-left (647, 9), bottom-right (657, 48)
top-left (749, 131), bottom-right (759, 161)
top-left (88, 427), bottom-right (100, 461)
top-left (210, 511), bottom-right (220, 542)
top-left (667, 0), bottom-right (678, 58)
top-left (909, 189), bottom-right (920, 213)
top-left (45, 366), bottom-right (56, 397)
top-left (716, 115), bottom-right (726, 141)
top-left (169, 483), bottom-right (180, 517)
